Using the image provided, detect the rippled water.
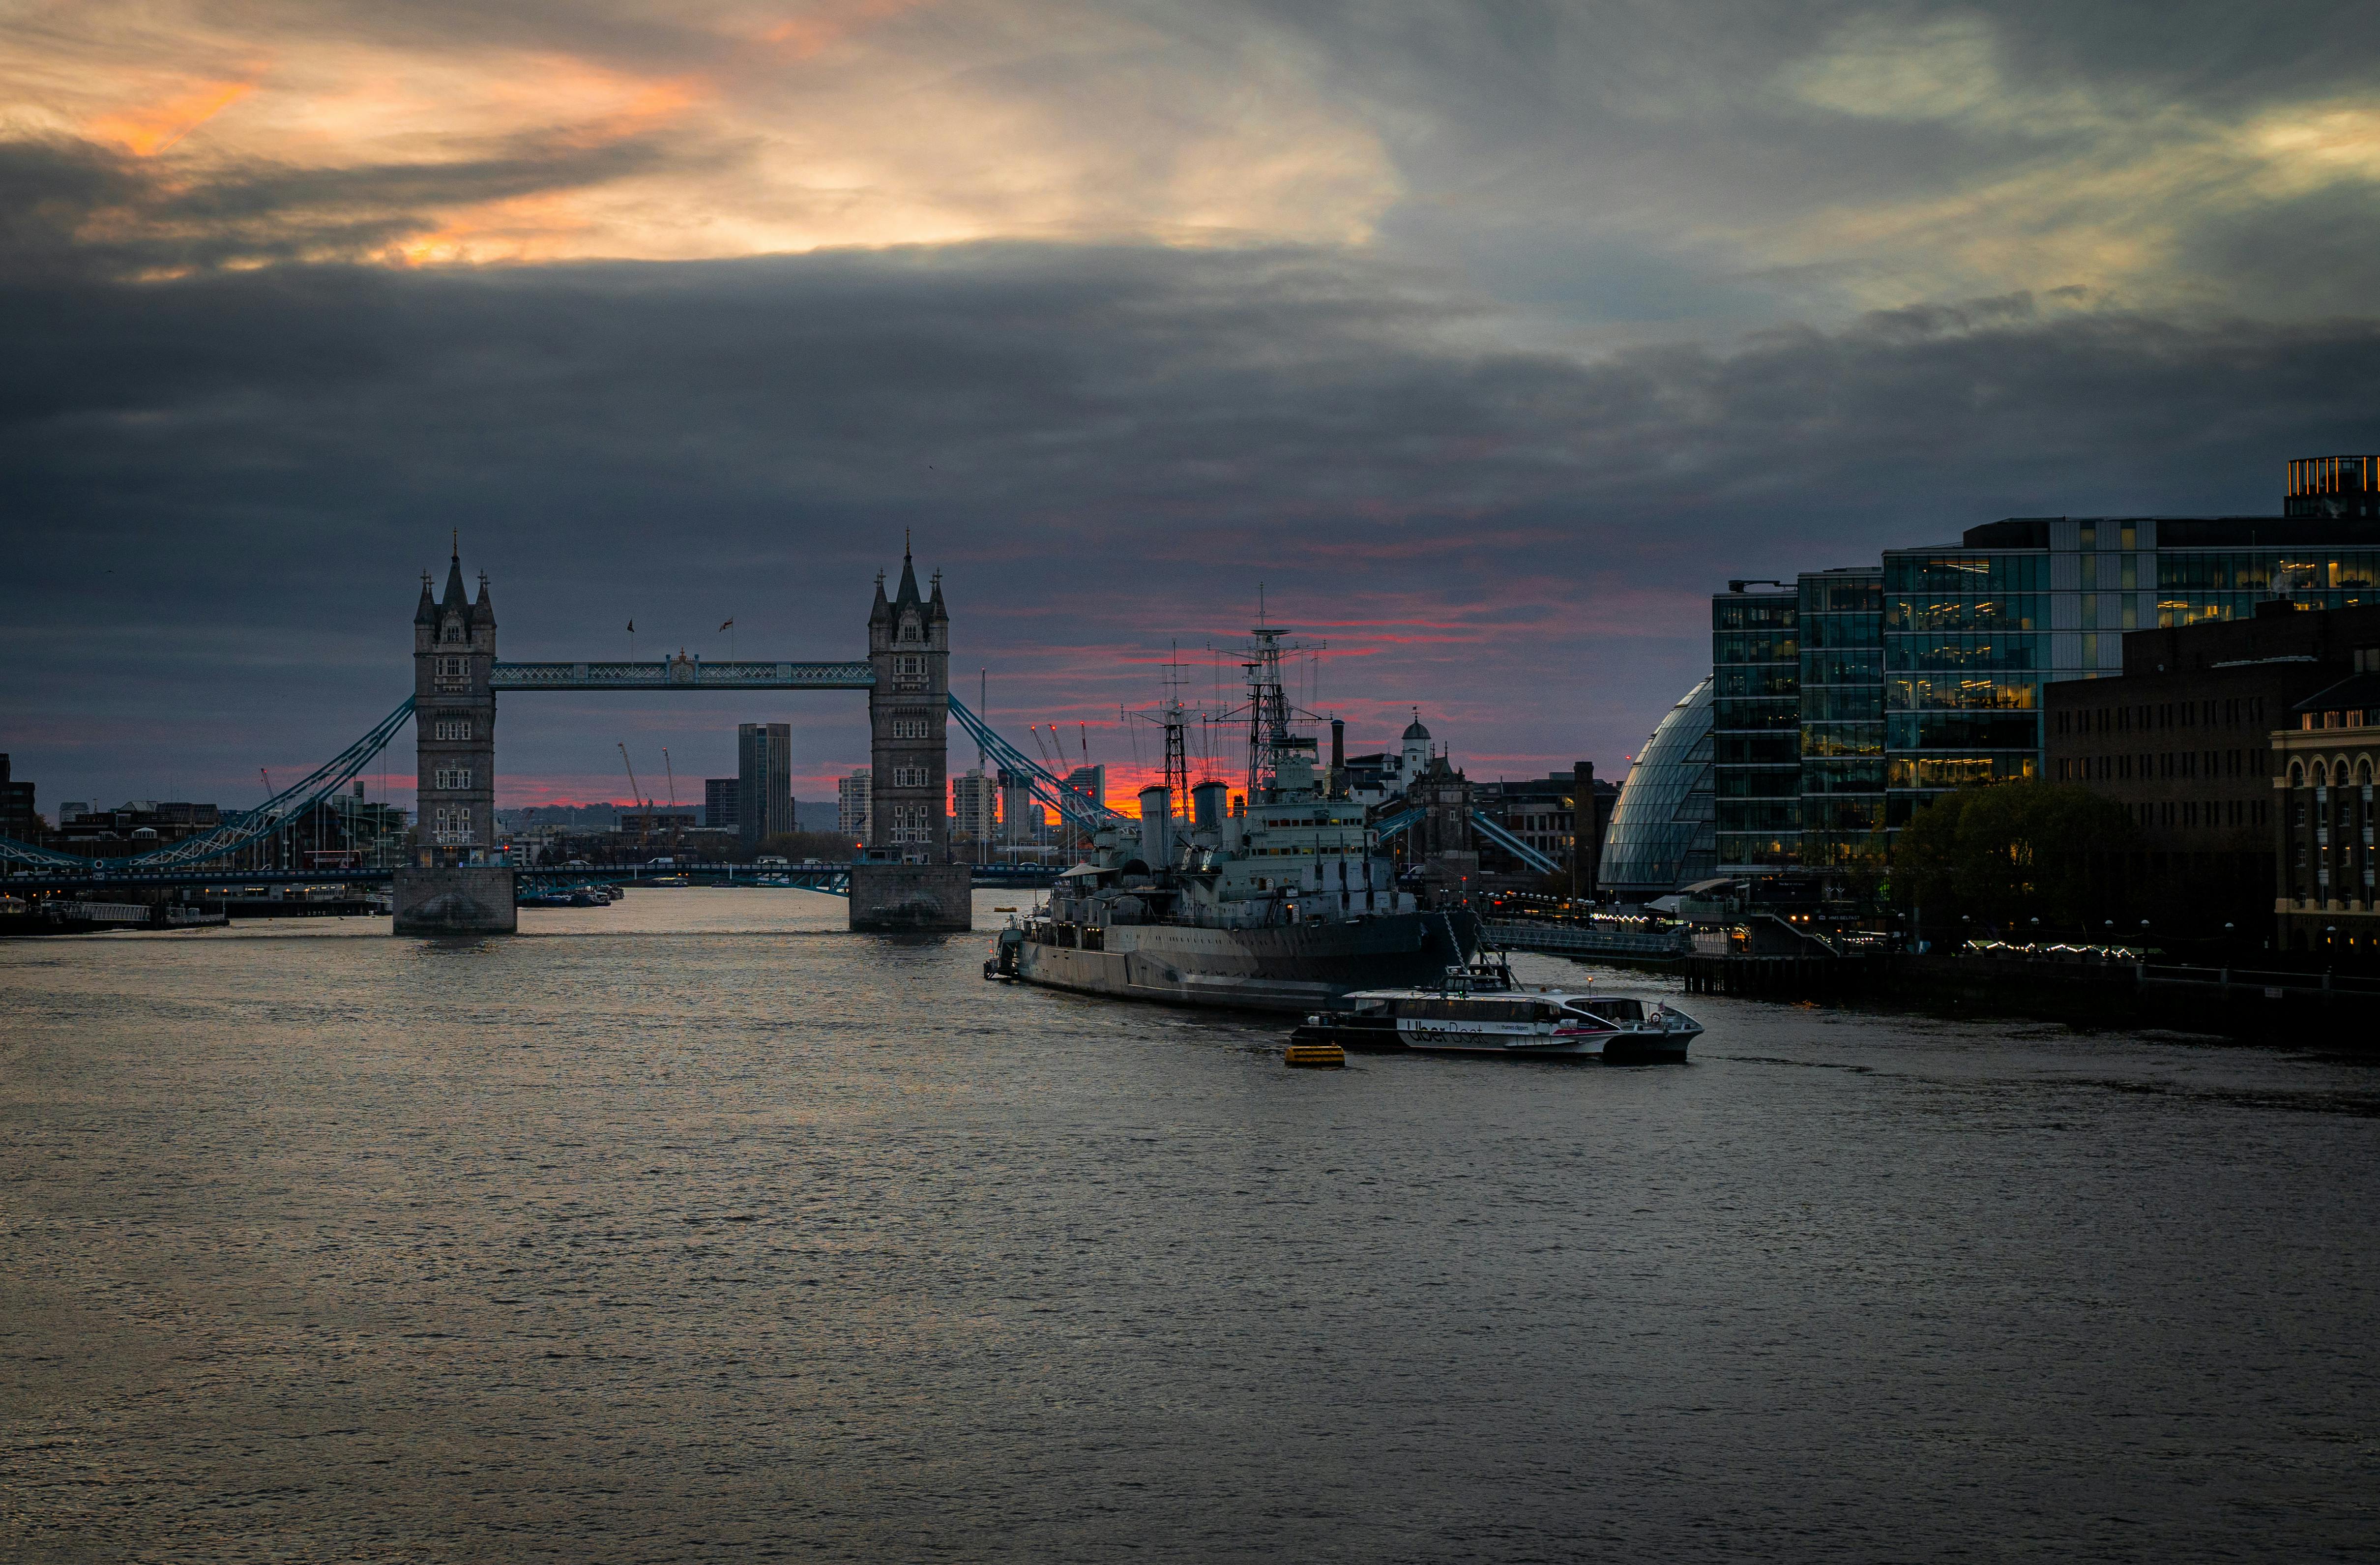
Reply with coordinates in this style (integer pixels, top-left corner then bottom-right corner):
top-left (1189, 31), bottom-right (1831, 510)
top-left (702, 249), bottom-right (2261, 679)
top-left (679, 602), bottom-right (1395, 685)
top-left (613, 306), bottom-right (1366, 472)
top-left (3, 888), bottom-right (2376, 1562)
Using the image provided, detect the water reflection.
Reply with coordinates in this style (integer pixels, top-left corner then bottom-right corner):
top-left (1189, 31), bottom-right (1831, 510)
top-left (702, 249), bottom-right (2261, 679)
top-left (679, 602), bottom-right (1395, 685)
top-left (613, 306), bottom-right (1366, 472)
top-left (3, 889), bottom-right (2375, 1560)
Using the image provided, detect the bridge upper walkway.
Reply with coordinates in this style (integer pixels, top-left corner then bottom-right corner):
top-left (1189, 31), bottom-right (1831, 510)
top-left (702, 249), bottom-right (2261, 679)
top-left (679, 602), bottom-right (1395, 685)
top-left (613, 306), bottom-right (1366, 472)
top-left (489, 660), bottom-right (875, 691)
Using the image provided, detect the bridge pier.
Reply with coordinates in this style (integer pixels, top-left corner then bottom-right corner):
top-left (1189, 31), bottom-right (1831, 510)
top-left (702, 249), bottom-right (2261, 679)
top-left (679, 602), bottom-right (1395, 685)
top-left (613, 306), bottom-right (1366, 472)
top-left (849, 861), bottom-right (971, 931)
top-left (393, 864), bottom-right (517, 936)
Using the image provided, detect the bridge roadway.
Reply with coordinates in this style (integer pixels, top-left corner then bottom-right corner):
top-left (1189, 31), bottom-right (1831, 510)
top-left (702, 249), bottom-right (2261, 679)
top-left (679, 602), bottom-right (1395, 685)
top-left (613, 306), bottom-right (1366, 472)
top-left (3, 862), bottom-right (1062, 895)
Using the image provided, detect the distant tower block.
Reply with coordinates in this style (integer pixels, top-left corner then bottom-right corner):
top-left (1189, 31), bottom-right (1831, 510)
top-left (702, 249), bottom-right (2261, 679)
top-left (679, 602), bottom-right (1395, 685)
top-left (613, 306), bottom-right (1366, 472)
top-left (849, 545), bottom-right (970, 931)
top-left (737, 722), bottom-right (793, 855)
top-left (395, 544), bottom-right (515, 935)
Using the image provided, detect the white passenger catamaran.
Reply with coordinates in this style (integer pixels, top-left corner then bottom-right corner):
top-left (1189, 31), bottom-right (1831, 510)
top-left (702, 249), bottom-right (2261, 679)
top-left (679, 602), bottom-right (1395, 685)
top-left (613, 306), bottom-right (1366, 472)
top-left (1290, 957), bottom-right (1702, 1062)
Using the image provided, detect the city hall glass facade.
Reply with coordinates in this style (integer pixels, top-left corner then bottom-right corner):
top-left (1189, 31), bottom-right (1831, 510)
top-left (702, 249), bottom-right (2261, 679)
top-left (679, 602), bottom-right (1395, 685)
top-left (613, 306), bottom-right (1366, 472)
top-left (1704, 459), bottom-right (2380, 875)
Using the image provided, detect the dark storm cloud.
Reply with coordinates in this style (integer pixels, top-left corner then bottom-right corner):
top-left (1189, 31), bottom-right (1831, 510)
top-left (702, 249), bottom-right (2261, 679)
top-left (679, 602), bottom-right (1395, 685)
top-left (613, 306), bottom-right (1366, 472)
top-left (6, 0), bottom-right (2378, 808)
top-left (4, 206), bottom-right (2371, 806)
top-left (0, 132), bottom-right (717, 282)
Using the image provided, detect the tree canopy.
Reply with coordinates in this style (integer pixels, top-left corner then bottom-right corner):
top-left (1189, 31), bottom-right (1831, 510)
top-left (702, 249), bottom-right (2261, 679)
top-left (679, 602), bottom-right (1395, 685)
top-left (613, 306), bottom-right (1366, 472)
top-left (1889, 781), bottom-right (2142, 929)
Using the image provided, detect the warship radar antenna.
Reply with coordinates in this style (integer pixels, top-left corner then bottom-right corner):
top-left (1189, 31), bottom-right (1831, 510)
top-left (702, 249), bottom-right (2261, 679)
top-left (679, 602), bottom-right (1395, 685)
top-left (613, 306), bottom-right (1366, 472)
top-left (1211, 602), bottom-right (1323, 802)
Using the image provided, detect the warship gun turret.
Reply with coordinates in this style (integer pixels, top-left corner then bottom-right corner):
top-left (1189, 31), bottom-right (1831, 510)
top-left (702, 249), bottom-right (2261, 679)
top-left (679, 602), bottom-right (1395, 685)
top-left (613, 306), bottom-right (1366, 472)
top-left (990, 624), bottom-right (1477, 1011)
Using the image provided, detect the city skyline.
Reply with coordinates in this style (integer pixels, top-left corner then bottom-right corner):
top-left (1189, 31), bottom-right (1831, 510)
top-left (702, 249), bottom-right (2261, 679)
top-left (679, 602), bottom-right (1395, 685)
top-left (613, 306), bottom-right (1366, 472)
top-left (5, 12), bottom-right (2379, 1556)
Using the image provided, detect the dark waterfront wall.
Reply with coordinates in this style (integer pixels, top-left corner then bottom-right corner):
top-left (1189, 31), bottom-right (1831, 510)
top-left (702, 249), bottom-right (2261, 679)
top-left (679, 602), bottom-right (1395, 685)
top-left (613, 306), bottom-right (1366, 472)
top-left (1682, 950), bottom-right (2380, 1040)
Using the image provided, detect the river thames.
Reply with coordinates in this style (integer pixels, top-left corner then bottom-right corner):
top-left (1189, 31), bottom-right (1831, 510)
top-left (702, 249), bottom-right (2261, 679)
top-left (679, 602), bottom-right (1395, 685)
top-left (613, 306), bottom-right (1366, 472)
top-left (3, 888), bottom-right (2375, 1561)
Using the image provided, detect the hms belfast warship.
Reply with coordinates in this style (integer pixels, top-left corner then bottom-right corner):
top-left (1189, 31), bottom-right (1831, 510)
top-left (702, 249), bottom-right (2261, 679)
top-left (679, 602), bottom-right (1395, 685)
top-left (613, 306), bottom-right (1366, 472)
top-left (989, 624), bottom-right (1478, 1012)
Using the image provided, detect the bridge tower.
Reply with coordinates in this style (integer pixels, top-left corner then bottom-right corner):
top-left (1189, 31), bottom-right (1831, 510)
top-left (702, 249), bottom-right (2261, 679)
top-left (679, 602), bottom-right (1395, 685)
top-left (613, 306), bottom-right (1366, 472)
top-left (849, 546), bottom-right (970, 930)
top-left (393, 545), bottom-right (515, 934)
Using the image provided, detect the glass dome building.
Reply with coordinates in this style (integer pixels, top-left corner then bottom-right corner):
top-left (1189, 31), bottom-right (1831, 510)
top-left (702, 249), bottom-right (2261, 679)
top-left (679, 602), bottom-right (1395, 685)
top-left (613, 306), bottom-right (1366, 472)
top-left (1598, 677), bottom-right (1716, 902)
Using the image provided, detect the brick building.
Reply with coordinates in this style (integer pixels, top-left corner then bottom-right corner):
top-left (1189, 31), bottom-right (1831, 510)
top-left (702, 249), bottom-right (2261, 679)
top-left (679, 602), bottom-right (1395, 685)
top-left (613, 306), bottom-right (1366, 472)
top-left (1472, 764), bottom-right (1619, 894)
top-left (0, 755), bottom-right (39, 845)
top-left (2037, 599), bottom-right (2380, 937)
top-left (2046, 599), bottom-right (2380, 935)
top-left (2273, 650), bottom-right (2380, 963)
top-left (704, 777), bottom-right (737, 831)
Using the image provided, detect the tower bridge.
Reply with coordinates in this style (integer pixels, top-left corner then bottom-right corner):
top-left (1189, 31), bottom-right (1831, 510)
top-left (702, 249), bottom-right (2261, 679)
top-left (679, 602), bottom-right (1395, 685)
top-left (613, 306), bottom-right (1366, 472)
top-left (3, 551), bottom-right (1554, 926)
top-left (2, 544), bottom-right (1131, 935)
top-left (405, 543), bottom-right (979, 934)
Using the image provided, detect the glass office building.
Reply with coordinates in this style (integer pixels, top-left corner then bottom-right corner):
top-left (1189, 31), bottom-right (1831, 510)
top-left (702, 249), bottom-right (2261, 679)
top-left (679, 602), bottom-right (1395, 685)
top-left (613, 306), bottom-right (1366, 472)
top-left (1883, 533), bottom-right (2050, 823)
top-left (1705, 457), bottom-right (2380, 871)
top-left (1600, 677), bottom-right (1716, 900)
top-left (1798, 567), bottom-right (1885, 862)
top-left (2286, 455), bottom-right (2380, 520)
top-left (1885, 513), bottom-right (2380, 823)
top-left (1711, 586), bottom-right (1800, 870)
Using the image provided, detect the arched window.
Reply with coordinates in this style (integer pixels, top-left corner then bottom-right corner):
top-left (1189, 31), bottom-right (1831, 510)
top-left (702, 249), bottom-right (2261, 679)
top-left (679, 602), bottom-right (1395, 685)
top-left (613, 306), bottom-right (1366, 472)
top-left (2360, 756), bottom-right (2375, 785)
top-left (2290, 760), bottom-right (2305, 786)
top-left (2313, 760), bottom-right (2328, 786)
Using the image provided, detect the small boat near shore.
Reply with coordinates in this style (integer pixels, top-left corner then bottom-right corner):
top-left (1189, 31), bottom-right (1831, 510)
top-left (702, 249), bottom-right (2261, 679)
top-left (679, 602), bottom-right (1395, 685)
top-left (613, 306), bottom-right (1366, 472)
top-left (1289, 958), bottom-right (1701, 1063)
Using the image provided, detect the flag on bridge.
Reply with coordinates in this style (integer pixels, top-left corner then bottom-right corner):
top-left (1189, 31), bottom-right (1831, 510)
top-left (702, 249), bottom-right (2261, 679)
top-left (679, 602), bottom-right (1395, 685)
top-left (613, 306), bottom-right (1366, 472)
top-left (626, 620), bottom-right (634, 633)
top-left (719, 619), bottom-right (734, 631)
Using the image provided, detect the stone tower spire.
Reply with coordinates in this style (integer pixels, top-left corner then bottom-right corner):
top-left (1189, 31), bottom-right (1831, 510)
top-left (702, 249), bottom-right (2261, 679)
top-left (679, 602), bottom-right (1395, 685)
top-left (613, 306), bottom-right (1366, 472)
top-left (851, 544), bottom-right (969, 930)
top-left (412, 542), bottom-right (498, 871)
top-left (869, 540), bottom-right (947, 864)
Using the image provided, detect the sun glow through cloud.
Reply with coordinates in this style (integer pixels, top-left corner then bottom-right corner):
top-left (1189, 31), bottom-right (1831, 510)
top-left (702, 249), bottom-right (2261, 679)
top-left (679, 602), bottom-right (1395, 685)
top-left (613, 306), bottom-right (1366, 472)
top-left (85, 77), bottom-right (262, 156)
top-left (7, 0), bottom-right (1401, 268)
top-left (5, 0), bottom-right (2373, 325)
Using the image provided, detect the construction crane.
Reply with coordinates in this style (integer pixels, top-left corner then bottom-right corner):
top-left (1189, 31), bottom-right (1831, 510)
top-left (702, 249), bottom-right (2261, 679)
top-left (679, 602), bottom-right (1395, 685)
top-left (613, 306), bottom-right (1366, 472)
top-left (617, 742), bottom-right (650, 852)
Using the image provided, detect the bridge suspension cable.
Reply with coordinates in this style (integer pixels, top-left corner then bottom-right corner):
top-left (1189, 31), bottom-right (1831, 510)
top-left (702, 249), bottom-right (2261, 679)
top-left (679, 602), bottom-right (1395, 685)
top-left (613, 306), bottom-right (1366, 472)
top-left (6, 692), bottom-right (1250, 874)
top-left (945, 696), bottom-right (1132, 831)
top-left (0, 696), bottom-right (419, 871)
top-left (1469, 810), bottom-right (1562, 875)
top-left (1370, 805), bottom-right (1562, 876)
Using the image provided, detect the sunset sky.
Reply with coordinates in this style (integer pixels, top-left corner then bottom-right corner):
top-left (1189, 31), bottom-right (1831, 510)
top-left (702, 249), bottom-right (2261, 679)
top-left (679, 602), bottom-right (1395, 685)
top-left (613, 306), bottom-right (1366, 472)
top-left (6, 0), bottom-right (2378, 809)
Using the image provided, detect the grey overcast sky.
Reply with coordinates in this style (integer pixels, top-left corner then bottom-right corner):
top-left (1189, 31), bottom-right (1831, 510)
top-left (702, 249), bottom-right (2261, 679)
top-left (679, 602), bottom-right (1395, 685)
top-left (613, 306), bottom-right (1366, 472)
top-left (4, 0), bottom-right (2377, 808)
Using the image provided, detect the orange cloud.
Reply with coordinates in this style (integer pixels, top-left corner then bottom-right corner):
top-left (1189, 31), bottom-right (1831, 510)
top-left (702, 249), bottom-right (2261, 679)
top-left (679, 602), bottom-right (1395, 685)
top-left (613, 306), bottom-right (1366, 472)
top-left (762, 0), bottom-right (933, 60)
top-left (394, 191), bottom-right (589, 267)
top-left (87, 77), bottom-right (260, 156)
top-left (23, 2), bottom-right (1398, 268)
